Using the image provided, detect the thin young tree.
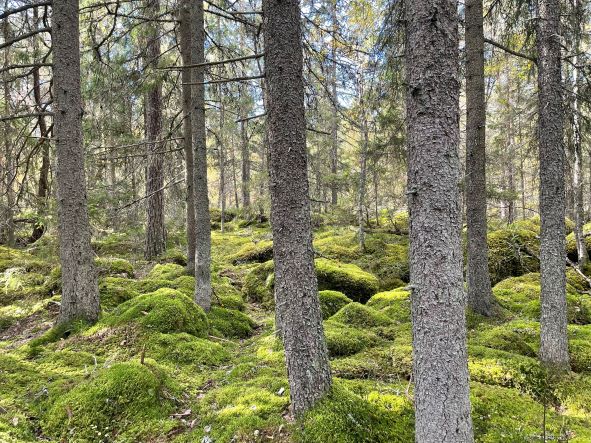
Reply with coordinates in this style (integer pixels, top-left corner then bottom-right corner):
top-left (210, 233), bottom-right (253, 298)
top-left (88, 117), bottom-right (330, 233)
top-left (537, 0), bottom-right (570, 370)
top-left (53, 0), bottom-right (100, 324)
top-left (405, 0), bottom-right (475, 439)
top-left (262, 0), bottom-right (332, 417)
top-left (465, 0), bottom-right (494, 316)
top-left (192, 0), bottom-right (212, 311)
top-left (179, 0), bottom-right (197, 274)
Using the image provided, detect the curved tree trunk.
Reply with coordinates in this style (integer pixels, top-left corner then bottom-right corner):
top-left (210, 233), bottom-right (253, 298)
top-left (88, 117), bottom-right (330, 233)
top-left (537, 0), bottom-right (570, 370)
top-left (53, 0), bottom-right (100, 324)
top-left (405, 0), bottom-right (475, 440)
top-left (179, 0), bottom-right (196, 274)
top-left (465, 0), bottom-right (494, 316)
top-left (263, 0), bottom-right (332, 418)
top-left (191, 0), bottom-right (212, 311)
top-left (144, 0), bottom-right (166, 260)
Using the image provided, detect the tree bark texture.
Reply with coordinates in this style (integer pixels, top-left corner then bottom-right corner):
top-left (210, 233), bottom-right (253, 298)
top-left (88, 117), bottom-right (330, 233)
top-left (465, 0), bottom-right (494, 316)
top-left (405, 0), bottom-right (475, 440)
top-left (144, 0), bottom-right (166, 260)
top-left (191, 0), bottom-right (212, 311)
top-left (537, 0), bottom-right (570, 370)
top-left (53, 0), bottom-right (100, 324)
top-left (262, 0), bottom-right (332, 418)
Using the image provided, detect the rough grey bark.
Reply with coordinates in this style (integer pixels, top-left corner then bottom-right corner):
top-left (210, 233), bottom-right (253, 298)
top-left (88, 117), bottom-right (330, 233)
top-left (263, 0), bottom-right (332, 418)
top-left (358, 108), bottom-right (368, 251)
top-left (191, 0), bottom-right (212, 311)
top-left (465, 0), bottom-right (494, 316)
top-left (571, 0), bottom-right (587, 266)
top-left (239, 88), bottom-right (251, 209)
top-left (53, 0), bottom-right (100, 324)
top-left (537, 0), bottom-right (570, 370)
top-left (405, 0), bottom-right (475, 440)
top-left (144, 0), bottom-right (166, 260)
top-left (179, 0), bottom-right (196, 273)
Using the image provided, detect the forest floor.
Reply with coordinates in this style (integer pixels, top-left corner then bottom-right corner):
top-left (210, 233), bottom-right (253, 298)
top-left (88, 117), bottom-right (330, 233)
top-left (1, 213), bottom-right (591, 442)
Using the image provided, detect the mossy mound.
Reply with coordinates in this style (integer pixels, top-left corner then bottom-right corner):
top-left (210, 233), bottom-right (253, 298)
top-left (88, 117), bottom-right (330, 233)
top-left (366, 289), bottom-right (410, 324)
top-left (391, 210), bottom-right (409, 235)
top-left (471, 324), bottom-right (537, 357)
top-left (94, 257), bottom-right (134, 278)
top-left (487, 227), bottom-right (539, 284)
top-left (508, 216), bottom-right (541, 234)
top-left (330, 302), bottom-right (393, 329)
top-left (316, 258), bottom-right (379, 303)
top-left (105, 288), bottom-right (208, 337)
top-left (493, 273), bottom-right (591, 324)
top-left (468, 345), bottom-right (538, 388)
top-left (319, 290), bottom-right (352, 319)
top-left (0, 246), bottom-right (50, 274)
top-left (132, 278), bottom-right (176, 294)
top-left (323, 320), bottom-right (381, 357)
top-left (146, 263), bottom-right (186, 281)
top-left (242, 260), bottom-right (275, 305)
top-left (98, 277), bottom-right (140, 310)
top-left (158, 248), bottom-right (187, 266)
top-left (147, 332), bottom-right (230, 366)
top-left (0, 268), bottom-right (51, 306)
top-left (296, 382), bottom-right (414, 443)
top-left (208, 306), bottom-right (256, 339)
top-left (355, 241), bottom-right (409, 291)
top-left (91, 232), bottom-right (140, 257)
top-left (230, 240), bottom-right (273, 265)
top-left (42, 362), bottom-right (176, 442)
top-left (566, 222), bottom-right (591, 261)
top-left (313, 232), bottom-right (362, 262)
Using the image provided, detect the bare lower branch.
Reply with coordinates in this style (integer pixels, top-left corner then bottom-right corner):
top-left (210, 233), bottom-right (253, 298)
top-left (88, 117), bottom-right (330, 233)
top-left (0, 28), bottom-right (51, 50)
top-left (160, 53), bottom-right (264, 70)
top-left (484, 38), bottom-right (537, 63)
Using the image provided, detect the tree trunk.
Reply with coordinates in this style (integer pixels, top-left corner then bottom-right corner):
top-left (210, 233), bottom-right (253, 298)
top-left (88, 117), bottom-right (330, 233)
top-left (2, 14), bottom-right (15, 247)
top-left (191, 0), bottom-right (212, 311)
top-left (144, 0), bottom-right (166, 260)
top-left (537, 0), bottom-right (570, 370)
top-left (53, 0), bottom-right (100, 324)
top-left (358, 109), bottom-right (368, 251)
top-left (465, 0), bottom-right (494, 316)
top-left (179, 0), bottom-right (197, 273)
top-left (571, 0), bottom-right (587, 266)
top-left (239, 88), bottom-right (251, 210)
top-left (329, 0), bottom-right (339, 206)
top-left (218, 87), bottom-right (226, 234)
top-left (262, 0), bottom-right (332, 418)
top-left (405, 0), bottom-right (475, 440)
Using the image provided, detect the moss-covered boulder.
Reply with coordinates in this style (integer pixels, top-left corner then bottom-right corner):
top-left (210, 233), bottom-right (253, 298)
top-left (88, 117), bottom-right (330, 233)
top-left (493, 273), bottom-right (591, 324)
top-left (316, 259), bottom-right (379, 303)
top-left (323, 320), bottom-right (380, 357)
top-left (566, 222), bottom-right (591, 261)
top-left (242, 260), bottom-right (275, 305)
top-left (158, 248), bottom-right (187, 266)
top-left (42, 362), bottom-right (176, 442)
top-left (98, 277), bottom-right (139, 310)
top-left (319, 290), bottom-right (352, 319)
top-left (330, 302), bottom-right (393, 329)
top-left (147, 332), bottom-right (230, 366)
top-left (132, 278), bottom-right (176, 294)
top-left (230, 240), bottom-right (273, 265)
top-left (296, 383), bottom-right (414, 443)
top-left (366, 289), bottom-right (410, 324)
top-left (471, 324), bottom-right (537, 358)
top-left (146, 263), bottom-right (186, 281)
top-left (94, 257), bottom-right (134, 278)
top-left (105, 288), bottom-right (208, 337)
top-left (487, 228), bottom-right (539, 284)
top-left (208, 306), bottom-right (256, 339)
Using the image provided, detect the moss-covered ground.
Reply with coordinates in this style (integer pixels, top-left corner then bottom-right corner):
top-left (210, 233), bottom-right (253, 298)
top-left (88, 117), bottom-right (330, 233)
top-left (1, 215), bottom-right (591, 442)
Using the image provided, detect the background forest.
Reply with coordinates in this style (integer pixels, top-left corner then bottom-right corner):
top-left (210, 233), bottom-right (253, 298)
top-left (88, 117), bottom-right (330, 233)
top-left (1, 0), bottom-right (591, 441)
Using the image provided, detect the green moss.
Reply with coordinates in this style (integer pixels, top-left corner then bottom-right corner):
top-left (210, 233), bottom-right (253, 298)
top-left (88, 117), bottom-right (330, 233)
top-left (104, 288), bottom-right (208, 337)
top-left (131, 278), bottom-right (175, 294)
top-left (570, 339), bottom-right (591, 373)
top-left (158, 248), bottom-right (187, 266)
top-left (230, 240), bottom-right (273, 265)
top-left (242, 260), bottom-right (275, 305)
top-left (318, 290), bottom-right (352, 319)
top-left (296, 382), bottom-right (414, 443)
top-left (146, 263), bottom-right (186, 281)
top-left (0, 246), bottom-right (51, 274)
top-left (471, 382), bottom-right (591, 442)
top-left (315, 258), bottom-right (379, 303)
top-left (487, 228), bottom-right (539, 284)
top-left (147, 332), bottom-right (230, 366)
top-left (98, 277), bottom-right (139, 310)
top-left (391, 210), bottom-right (409, 235)
top-left (0, 268), bottom-right (51, 306)
top-left (28, 320), bottom-right (90, 354)
top-left (42, 362), bottom-right (176, 442)
top-left (366, 289), bottom-right (410, 324)
top-left (471, 324), bottom-right (537, 357)
top-left (94, 257), bottom-right (134, 278)
top-left (493, 273), bottom-right (591, 324)
top-left (208, 306), bottom-right (256, 339)
top-left (330, 302), bottom-right (392, 329)
top-left (323, 320), bottom-right (381, 357)
top-left (468, 345), bottom-right (538, 388)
